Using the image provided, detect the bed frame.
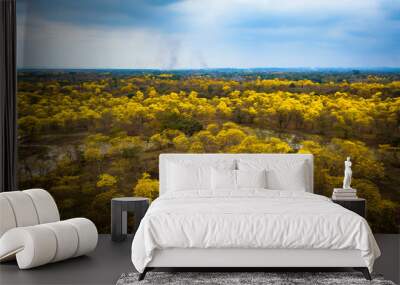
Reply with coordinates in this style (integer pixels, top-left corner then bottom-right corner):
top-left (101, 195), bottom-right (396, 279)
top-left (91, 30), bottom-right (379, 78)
top-left (139, 154), bottom-right (371, 280)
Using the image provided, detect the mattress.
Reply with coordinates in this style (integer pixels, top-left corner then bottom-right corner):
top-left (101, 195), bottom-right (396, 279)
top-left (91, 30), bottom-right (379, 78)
top-left (131, 190), bottom-right (380, 273)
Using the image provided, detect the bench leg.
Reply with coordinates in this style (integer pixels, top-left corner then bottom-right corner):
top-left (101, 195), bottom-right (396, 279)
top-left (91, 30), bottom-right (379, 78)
top-left (354, 267), bottom-right (371, 280)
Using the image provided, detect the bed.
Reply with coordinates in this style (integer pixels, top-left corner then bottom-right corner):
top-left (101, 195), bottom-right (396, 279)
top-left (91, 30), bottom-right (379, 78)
top-left (131, 154), bottom-right (380, 280)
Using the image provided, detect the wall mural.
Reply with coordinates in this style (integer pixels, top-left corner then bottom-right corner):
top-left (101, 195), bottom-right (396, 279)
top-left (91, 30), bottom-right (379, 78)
top-left (17, 0), bottom-right (400, 233)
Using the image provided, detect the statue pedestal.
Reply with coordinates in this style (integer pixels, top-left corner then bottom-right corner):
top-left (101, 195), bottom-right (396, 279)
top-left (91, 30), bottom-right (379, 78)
top-left (334, 188), bottom-right (357, 192)
top-left (332, 188), bottom-right (357, 200)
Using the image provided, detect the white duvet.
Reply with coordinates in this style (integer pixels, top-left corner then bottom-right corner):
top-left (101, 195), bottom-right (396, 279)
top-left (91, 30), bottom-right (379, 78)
top-left (131, 190), bottom-right (380, 273)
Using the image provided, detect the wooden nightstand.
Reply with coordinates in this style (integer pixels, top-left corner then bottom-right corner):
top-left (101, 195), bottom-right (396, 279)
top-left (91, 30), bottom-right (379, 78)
top-left (332, 198), bottom-right (366, 218)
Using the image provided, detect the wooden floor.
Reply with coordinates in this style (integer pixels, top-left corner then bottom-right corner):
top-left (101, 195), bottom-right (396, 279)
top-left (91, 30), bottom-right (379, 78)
top-left (0, 234), bottom-right (398, 285)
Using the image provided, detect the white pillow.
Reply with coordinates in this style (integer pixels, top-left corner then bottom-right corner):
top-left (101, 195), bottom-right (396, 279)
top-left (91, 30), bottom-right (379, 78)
top-left (211, 168), bottom-right (237, 190)
top-left (167, 162), bottom-right (211, 191)
top-left (238, 159), bottom-right (307, 191)
top-left (166, 159), bottom-right (236, 192)
top-left (236, 169), bottom-right (267, 189)
top-left (266, 165), bottom-right (307, 191)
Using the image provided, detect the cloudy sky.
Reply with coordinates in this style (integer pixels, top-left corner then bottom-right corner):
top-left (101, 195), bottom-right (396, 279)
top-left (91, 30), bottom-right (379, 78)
top-left (17, 0), bottom-right (400, 69)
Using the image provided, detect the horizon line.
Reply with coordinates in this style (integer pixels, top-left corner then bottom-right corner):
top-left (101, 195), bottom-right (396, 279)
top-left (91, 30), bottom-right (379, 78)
top-left (17, 66), bottom-right (400, 71)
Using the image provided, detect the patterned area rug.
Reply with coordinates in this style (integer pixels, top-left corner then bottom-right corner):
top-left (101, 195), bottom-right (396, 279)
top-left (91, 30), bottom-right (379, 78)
top-left (116, 272), bottom-right (396, 285)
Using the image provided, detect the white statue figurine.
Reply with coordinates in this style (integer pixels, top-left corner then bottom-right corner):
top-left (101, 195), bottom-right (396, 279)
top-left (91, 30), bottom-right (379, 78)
top-left (343, 157), bottom-right (352, 189)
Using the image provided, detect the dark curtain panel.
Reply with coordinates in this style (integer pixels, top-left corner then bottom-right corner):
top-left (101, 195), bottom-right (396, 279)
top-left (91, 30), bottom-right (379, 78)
top-left (0, 0), bottom-right (17, 192)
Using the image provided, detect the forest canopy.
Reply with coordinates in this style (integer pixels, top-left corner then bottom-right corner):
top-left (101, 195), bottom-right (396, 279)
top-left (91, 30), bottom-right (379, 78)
top-left (17, 70), bottom-right (400, 233)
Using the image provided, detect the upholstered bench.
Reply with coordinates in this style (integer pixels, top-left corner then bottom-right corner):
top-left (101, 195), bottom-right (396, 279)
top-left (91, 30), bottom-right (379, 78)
top-left (0, 189), bottom-right (98, 269)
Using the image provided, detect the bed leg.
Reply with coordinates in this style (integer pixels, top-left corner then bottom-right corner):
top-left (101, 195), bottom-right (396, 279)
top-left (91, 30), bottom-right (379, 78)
top-left (354, 267), bottom-right (371, 280)
top-left (138, 268), bottom-right (148, 281)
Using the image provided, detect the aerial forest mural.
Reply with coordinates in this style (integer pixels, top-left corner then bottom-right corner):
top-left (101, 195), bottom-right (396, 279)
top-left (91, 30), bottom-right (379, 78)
top-left (17, 0), bottom-right (400, 233)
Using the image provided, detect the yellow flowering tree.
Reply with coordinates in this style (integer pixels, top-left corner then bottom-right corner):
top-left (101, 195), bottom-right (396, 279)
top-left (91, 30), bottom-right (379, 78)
top-left (133, 173), bottom-right (159, 201)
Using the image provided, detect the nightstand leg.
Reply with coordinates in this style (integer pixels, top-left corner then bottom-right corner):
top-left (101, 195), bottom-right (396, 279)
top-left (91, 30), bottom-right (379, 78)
top-left (111, 202), bottom-right (125, 241)
top-left (122, 210), bottom-right (127, 236)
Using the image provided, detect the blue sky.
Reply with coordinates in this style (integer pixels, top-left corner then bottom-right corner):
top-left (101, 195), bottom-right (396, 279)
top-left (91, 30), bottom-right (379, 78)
top-left (17, 0), bottom-right (400, 69)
